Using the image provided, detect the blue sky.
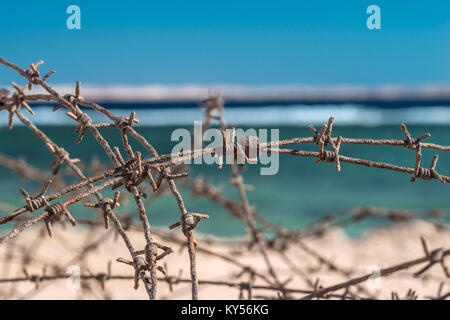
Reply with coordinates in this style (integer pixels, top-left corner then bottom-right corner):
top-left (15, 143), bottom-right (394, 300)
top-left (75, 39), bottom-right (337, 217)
top-left (0, 1), bottom-right (449, 85)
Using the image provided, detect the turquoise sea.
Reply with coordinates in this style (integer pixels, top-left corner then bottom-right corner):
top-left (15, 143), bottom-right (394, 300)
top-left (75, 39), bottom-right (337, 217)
top-left (1, 106), bottom-right (449, 238)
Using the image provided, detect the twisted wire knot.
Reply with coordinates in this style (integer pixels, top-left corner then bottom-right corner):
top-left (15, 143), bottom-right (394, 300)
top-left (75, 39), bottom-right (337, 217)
top-left (310, 117), bottom-right (343, 172)
top-left (28, 196), bottom-right (47, 212)
top-left (411, 155), bottom-right (445, 184)
top-left (63, 93), bottom-right (77, 104)
top-left (77, 112), bottom-right (91, 127)
top-left (216, 128), bottom-right (260, 167)
top-left (98, 198), bottom-right (114, 208)
top-left (72, 112), bottom-right (92, 144)
top-left (58, 82), bottom-right (82, 111)
top-left (116, 116), bottom-right (131, 130)
top-left (183, 213), bottom-right (194, 226)
top-left (318, 150), bottom-right (338, 162)
top-left (115, 112), bottom-right (138, 133)
top-left (416, 167), bottom-right (433, 180)
top-left (400, 124), bottom-right (431, 149)
top-left (169, 212), bottom-right (209, 236)
top-left (25, 68), bottom-right (40, 80)
top-left (29, 274), bottom-right (42, 289)
top-left (111, 154), bottom-right (148, 197)
top-left (19, 180), bottom-right (52, 213)
top-left (3, 83), bottom-right (35, 129)
top-left (181, 213), bottom-right (195, 236)
top-left (20, 193), bottom-right (46, 212)
top-left (84, 192), bottom-right (120, 229)
top-left (145, 243), bottom-right (159, 262)
top-left (45, 202), bottom-right (66, 217)
top-left (95, 272), bottom-right (109, 290)
top-left (42, 199), bottom-right (77, 234)
top-left (56, 147), bottom-right (70, 162)
top-left (46, 143), bottom-right (80, 174)
top-left (114, 112), bottom-right (138, 150)
top-left (133, 256), bottom-right (148, 271)
top-left (25, 61), bottom-right (43, 88)
top-left (238, 135), bottom-right (260, 162)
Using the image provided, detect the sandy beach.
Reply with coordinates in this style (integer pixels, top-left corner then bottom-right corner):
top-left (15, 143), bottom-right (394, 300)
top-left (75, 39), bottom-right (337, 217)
top-left (0, 219), bottom-right (447, 300)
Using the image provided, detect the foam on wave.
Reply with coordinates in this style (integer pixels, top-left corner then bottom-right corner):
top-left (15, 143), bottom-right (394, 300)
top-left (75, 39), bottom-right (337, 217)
top-left (2, 105), bottom-right (450, 127)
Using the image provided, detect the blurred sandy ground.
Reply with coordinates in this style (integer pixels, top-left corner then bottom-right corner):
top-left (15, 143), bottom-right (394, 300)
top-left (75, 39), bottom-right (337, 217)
top-left (0, 220), bottom-right (448, 300)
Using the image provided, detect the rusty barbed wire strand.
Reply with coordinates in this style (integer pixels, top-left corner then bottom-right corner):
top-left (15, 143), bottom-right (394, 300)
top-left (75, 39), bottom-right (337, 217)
top-left (0, 64), bottom-right (161, 299)
top-left (0, 58), bottom-right (203, 299)
top-left (300, 237), bottom-right (449, 300)
top-left (197, 95), bottom-right (293, 296)
top-left (1, 57), bottom-right (449, 300)
top-left (1, 222), bottom-right (447, 300)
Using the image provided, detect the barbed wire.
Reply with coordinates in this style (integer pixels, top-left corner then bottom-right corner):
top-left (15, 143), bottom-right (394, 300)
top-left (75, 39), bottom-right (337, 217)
top-left (0, 57), bottom-right (449, 300)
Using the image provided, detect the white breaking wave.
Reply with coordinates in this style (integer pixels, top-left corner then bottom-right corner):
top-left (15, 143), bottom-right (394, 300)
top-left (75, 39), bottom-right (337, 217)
top-left (2, 105), bottom-right (450, 127)
top-left (1, 84), bottom-right (450, 102)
